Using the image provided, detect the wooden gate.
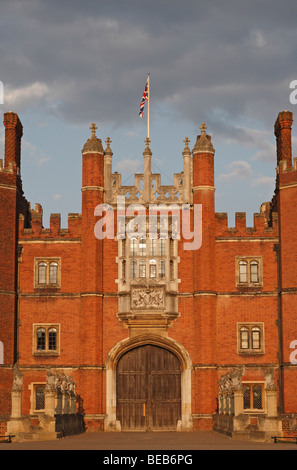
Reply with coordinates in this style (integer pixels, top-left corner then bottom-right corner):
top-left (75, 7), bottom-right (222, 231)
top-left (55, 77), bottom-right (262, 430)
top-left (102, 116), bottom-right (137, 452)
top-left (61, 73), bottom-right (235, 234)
top-left (116, 345), bottom-right (181, 431)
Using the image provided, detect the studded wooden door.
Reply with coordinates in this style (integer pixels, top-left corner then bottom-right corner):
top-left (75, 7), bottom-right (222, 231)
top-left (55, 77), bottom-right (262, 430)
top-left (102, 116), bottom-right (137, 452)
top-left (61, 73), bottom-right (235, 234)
top-left (116, 345), bottom-right (181, 431)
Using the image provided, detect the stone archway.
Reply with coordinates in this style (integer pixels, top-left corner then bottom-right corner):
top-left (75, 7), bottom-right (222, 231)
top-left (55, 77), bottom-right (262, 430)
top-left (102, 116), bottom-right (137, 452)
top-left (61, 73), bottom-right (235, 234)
top-left (105, 334), bottom-right (193, 432)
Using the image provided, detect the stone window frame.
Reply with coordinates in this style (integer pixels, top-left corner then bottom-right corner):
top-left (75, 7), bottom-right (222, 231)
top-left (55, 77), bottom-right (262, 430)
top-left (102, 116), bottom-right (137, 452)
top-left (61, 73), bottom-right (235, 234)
top-left (242, 381), bottom-right (266, 413)
top-left (237, 322), bottom-right (265, 355)
top-left (29, 382), bottom-right (46, 414)
top-left (235, 256), bottom-right (263, 288)
top-left (34, 257), bottom-right (61, 289)
top-left (32, 323), bottom-right (60, 356)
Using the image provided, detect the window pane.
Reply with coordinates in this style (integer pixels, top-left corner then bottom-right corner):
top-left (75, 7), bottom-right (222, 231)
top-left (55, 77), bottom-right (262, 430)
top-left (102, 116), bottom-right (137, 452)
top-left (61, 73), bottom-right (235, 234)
top-left (38, 262), bottom-right (47, 284)
top-left (130, 260), bottom-right (137, 278)
top-left (159, 239), bottom-right (166, 256)
top-left (139, 259), bottom-right (146, 278)
top-left (49, 262), bottom-right (58, 284)
top-left (253, 386), bottom-right (262, 409)
top-left (36, 387), bottom-right (45, 410)
top-left (37, 328), bottom-right (46, 350)
top-left (239, 261), bottom-right (247, 283)
top-left (250, 262), bottom-right (259, 283)
top-left (122, 260), bottom-right (126, 280)
top-left (149, 260), bottom-right (157, 278)
top-left (139, 239), bottom-right (146, 256)
top-left (150, 238), bottom-right (157, 256)
top-left (48, 328), bottom-right (57, 350)
top-left (159, 260), bottom-right (166, 278)
top-left (130, 239), bottom-right (137, 256)
top-left (240, 328), bottom-right (249, 349)
top-left (243, 386), bottom-right (251, 409)
top-left (252, 328), bottom-right (261, 349)
top-left (170, 260), bottom-right (174, 280)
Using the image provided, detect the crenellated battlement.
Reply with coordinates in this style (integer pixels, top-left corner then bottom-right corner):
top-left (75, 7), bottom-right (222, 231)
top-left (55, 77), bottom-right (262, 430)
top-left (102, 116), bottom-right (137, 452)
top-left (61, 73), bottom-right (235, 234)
top-left (277, 156), bottom-right (297, 187)
top-left (0, 158), bottom-right (19, 175)
top-left (19, 204), bottom-right (82, 239)
top-left (215, 209), bottom-right (278, 239)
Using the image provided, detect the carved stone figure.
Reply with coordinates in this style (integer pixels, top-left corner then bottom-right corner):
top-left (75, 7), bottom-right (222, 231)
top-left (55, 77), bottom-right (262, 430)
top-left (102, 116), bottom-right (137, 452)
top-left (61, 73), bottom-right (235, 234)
top-left (12, 363), bottom-right (23, 392)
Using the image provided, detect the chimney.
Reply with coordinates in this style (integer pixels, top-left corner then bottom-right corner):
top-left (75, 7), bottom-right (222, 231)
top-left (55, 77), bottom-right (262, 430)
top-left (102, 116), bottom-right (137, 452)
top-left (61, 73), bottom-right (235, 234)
top-left (3, 111), bottom-right (23, 170)
top-left (274, 110), bottom-right (293, 167)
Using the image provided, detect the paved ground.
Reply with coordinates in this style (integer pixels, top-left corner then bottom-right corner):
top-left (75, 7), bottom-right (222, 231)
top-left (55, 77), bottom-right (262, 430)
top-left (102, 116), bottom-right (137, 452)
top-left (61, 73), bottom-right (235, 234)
top-left (0, 431), bottom-right (296, 451)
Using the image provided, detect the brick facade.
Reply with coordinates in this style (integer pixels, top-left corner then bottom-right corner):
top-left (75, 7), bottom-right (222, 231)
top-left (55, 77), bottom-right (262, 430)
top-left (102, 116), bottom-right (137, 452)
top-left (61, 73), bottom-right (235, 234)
top-left (0, 110), bottom-right (297, 440)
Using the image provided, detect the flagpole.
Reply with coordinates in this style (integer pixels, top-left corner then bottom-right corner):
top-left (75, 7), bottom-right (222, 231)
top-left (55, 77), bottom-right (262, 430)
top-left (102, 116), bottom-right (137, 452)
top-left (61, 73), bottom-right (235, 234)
top-left (147, 72), bottom-right (150, 139)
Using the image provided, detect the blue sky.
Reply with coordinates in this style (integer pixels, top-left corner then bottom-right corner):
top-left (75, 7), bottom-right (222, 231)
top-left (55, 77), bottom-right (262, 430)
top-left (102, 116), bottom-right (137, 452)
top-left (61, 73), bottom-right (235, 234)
top-left (0, 0), bottom-right (297, 227)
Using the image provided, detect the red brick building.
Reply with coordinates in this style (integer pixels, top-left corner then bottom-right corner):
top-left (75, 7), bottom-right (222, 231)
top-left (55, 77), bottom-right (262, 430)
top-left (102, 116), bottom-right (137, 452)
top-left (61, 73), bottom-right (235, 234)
top-left (0, 109), bottom-right (297, 440)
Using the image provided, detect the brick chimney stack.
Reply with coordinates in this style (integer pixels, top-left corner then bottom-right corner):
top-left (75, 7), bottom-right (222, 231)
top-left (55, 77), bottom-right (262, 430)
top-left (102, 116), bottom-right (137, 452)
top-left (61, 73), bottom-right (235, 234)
top-left (274, 110), bottom-right (293, 167)
top-left (4, 111), bottom-right (23, 170)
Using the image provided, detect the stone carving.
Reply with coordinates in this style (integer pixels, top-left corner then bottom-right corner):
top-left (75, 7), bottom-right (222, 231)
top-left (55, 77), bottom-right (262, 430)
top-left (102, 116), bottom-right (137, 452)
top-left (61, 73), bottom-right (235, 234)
top-left (45, 369), bottom-right (76, 394)
top-left (12, 363), bottom-right (23, 392)
top-left (264, 365), bottom-right (277, 391)
top-left (131, 287), bottom-right (164, 309)
top-left (230, 366), bottom-right (245, 391)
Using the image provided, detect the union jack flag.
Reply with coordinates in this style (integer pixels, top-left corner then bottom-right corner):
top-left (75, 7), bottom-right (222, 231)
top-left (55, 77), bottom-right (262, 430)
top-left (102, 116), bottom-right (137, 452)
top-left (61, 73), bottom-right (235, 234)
top-left (139, 78), bottom-right (149, 118)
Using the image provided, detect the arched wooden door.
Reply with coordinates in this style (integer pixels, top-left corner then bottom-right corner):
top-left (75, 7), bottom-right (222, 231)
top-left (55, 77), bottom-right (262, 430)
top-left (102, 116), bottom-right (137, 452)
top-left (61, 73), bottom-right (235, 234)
top-left (116, 345), bottom-right (181, 431)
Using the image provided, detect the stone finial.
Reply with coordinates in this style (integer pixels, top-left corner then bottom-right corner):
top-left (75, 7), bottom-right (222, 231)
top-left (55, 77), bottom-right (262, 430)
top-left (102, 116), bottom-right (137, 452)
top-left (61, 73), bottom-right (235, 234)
top-left (193, 122), bottom-right (215, 154)
top-left (105, 137), bottom-right (113, 157)
top-left (143, 137), bottom-right (152, 157)
top-left (183, 137), bottom-right (191, 157)
top-left (82, 122), bottom-right (104, 154)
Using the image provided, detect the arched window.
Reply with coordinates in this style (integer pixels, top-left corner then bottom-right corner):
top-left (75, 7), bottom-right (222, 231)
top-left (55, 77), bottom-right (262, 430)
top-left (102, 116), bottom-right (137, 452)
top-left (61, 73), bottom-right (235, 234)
top-left (38, 262), bottom-right (47, 284)
top-left (159, 238), bottom-right (166, 256)
top-left (37, 328), bottom-right (46, 350)
top-left (150, 238), bottom-right (157, 256)
top-left (130, 260), bottom-right (137, 279)
top-left (240, 327), bottom-right (249, 349)
top-left (139, 238), bottom-right (146, 256)
top-left (149, 259), bottom-right (157, 278)
top-left (48, 328), bottom-right (57, 350)
top-left (239, 261), bottom-right (248, 283)
top-left (130, 238), bottom-right (137, 256)
top-left (139, 259), bottom-right (146, 278)
top-left (49, 262), bottom-right (58, 284)
top-left (159, 260), bottom-right (166, 278)
top-left (250, 261), bottom-right (259, 283)
top-left (251, 327), bottom-right (261, 349)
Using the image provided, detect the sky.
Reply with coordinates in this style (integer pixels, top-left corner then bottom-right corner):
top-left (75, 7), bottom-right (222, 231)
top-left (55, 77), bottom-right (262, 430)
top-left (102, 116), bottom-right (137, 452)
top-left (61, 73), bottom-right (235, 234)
top-left (0, 0), bottom-right (297, 227)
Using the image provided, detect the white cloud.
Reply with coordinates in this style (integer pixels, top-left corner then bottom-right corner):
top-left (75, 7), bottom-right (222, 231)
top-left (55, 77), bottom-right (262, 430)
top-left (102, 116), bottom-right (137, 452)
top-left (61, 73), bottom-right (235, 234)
top-left (4, 82), bottom-right (50, 110)
top-left (114, 158), bottom-right (142, 176)
top-left (251, 176), bottom-right (275, 187)
top-left (218, 160), bottom-right (252, 183)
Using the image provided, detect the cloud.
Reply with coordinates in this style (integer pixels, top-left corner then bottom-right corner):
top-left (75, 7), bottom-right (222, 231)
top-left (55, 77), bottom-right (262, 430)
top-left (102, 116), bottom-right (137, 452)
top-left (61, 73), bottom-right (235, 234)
top-left (0, 0), bottom-right (296, 130)
top-left (22, 139), bottom-right (50, 166)
top-left (4, 82), bottom-right (50, 111)
top-left (251, 176), bottom-right (275, 187)
top-left (114, 158), bottom-right (142, 177)
top-left (218, 160), bottom-right (252, 183)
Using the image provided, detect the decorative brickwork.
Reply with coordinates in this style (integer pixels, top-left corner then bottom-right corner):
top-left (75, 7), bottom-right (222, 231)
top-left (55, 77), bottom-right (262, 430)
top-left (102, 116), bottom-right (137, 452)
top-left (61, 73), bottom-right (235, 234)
top-left (0, 110), bottom-right (297, 441)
